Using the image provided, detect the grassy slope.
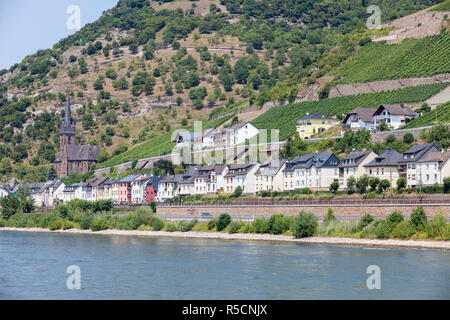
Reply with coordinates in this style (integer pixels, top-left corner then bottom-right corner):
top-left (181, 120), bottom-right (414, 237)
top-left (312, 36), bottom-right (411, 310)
top-left (402, 101), bottom-right (450, 128)
top-left (331, 33), bottom-right (450, 83)
top-left (251, 83), bottom-right (449, 141)
top-left (430, 0), bottom-right (450, 11)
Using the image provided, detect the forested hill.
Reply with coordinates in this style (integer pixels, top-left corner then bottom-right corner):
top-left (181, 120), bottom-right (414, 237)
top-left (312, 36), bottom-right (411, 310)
top-left (0, 0), bottom-right (447, 182)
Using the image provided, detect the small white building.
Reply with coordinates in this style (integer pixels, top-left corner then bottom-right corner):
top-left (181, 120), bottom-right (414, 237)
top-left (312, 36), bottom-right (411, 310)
top-left (398, 143), bottom-right (440, 187)
top-left (372, 104), bottom-right (417, 129)
top-left (338, 150), bottom-right (377, 189)
top-left (226, 122), bottom-right (260, 146)
top-left (224, 163), bottom-right (260, 194)
top-left (342, 108), bottom-right (376, 132)
top-left (131, 175), bottom-right (150, 204)
top-left (255, 159), bottom-right (287, 192)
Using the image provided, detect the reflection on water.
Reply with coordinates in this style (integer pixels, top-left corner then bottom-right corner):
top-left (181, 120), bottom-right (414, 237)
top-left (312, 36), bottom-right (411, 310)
top-left (0, 231), bottom-right (449, 299)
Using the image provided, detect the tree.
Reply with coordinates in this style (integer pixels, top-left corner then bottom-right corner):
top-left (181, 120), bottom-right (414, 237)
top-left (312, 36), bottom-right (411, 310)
top-left (378, 179), bottom-right (391, 193)
top-left (233, 186), bottom-right (243, 197)
top-left (21, 198), bottom-right (35, 213)
top-left (47, 167), bottom-right (58, 180)
top-left (424, 124), bottom-right (450, 149)
top-left (329, 181), bottom-right (339, 194)
top-left (397, 178), bottom-right (407, 190)
top-left (291, 211), bottom-right (318, 238)
top-left (1, 194), bottom-right (21, 219)
top-left (403, 132), bottom-right (414, 144)
top-left (356, 175), bottom-right (369, 194)
top-left (347, 176), bottom-right (356, 194)
top-left (216, 213), bottom-right (232, 231)
top-left (410, 206), bottom-right (427, 231)
top-left (444, 177), bottom-right (450, 194)
top-left (369, 177), bottom-right (380, 191)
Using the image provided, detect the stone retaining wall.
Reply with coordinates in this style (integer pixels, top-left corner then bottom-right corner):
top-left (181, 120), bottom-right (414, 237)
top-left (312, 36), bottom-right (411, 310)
top-left (156, 204), bottom-right (449, 220)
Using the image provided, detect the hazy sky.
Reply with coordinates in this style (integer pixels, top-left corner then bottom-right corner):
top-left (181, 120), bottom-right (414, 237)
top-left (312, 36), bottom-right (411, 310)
top-left (0, 0), bottom-right (119, 70)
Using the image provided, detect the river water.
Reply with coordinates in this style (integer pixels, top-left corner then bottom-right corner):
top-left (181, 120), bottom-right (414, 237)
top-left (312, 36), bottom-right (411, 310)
top-left (0, 231), bottom-right (448, 299)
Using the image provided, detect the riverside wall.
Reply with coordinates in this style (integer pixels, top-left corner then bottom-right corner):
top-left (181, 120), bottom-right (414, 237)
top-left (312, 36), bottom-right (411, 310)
top-left (156, 203), bottom-right (449, 220)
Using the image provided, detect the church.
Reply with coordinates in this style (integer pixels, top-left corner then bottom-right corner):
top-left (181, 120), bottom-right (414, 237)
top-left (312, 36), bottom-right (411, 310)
top-left (54, 91), bottom-right (100, 177)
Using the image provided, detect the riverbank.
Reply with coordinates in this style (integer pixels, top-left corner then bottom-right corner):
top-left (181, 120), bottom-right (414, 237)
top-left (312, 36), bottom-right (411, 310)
top-left (1, 227), bottom-right (449, 250)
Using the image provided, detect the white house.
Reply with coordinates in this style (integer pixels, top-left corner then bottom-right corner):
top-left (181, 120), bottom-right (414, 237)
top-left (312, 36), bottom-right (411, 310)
top-left (372, 104), bottom-right (417, 129)
top-left (226, 122), bottom-right (260, 146)
top-left (255, 159), bottom-right (287, 192)
top-left (416, 150), bottom-right (450, 185)
top-left (131, 175), bottom-right (150, 204)
top-left (398, 143), bottom-right (440, 187)
top-left (224, 163), bottom-right (260, 194)
top-left (283, 153), bottom-right (340, 191)
top-left (42, 180), bottom-right (65, 206)
top-left (194, 164), bottom-right (228, 194)
top-left (342, 108), bottom-right (376, 132)
top-left (338, 150), bottom-right (377, 189)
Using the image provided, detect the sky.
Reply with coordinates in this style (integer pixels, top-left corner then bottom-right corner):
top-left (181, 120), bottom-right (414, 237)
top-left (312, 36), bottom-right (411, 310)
top-left (0, 0), bottom-right (119, 70)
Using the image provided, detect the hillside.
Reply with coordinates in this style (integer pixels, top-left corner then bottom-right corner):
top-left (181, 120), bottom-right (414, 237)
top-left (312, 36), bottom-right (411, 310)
top-left (0, 0), bottom-right (448, 182)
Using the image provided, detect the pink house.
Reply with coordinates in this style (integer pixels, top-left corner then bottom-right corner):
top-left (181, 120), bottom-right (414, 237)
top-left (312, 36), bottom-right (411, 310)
top-left (118, 175), bottom-right (140, 204)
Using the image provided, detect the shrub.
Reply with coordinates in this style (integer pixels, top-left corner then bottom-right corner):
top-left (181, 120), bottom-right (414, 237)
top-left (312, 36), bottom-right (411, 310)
top-left (216, 213), bottom-right (231, 231)
top-left (444, 177), bottom-right (450, 193)
top-left (252, 218), bottom-right (269, 234)
top-left (228, 221), bottom-right (243, 234)
top-left (48, 218), bottom-right (63, 231)
top-left (207, 218), bottom-right (217, 230)
top-left (358, 214), bottom-right (374, 231)
top-left (410, 207), bottom-right (427, 231)
top-left (79, 213), bottom-right (94, 230)
top-left (329, 181), bottom-right (339, 193)
top-left (323, 207), bottom-right (336, 223)
top-left (374, 220), bottom-right (392, 239)
top-left (90, 217), bottom-right (109, 231)
top-left (390, 221), bottom-right (415, 239)
top-left (151, 218), bottom-right (164, 231)
top-left (178, 220), bottom-right (196, 232)
top-left (240, 223), bottom-right (256, 233)
top-left (291, 212), bottom-right (318, 238)
top-left (425, 213), bottom-right (448, 239)
top-left (54, 204), bottom-right (69, 219)
top-left (281, 216), bottom-right (295, 232)
top-left (387, 211), bottom-right (404, 225)
top-left (137, 225), bottom-right (152, 231)
top-left (360, 222), bottom-right (377, 239)
top-left (268, 213), bottom-right (284, 234)
top-left (233, 186), bottom-right (243, 197)
top-left (397, 178), bottom-right (406, 190)
top-left (62, 220), bottom-right (76, 230)
top-left (165, 222), bottom-right (178, 232)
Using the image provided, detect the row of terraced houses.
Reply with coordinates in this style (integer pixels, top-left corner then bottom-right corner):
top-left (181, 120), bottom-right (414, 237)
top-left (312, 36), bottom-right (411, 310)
top-left (2, 142), bottom-right (448, 207)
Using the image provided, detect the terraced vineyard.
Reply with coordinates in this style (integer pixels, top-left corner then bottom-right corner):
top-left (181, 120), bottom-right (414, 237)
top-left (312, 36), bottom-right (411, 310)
top-left (251, 83), bottom-right (449, 141)
top-left (99, 115), bottom-right (233, 168)
top-left (402, 101), bottom-right (450, 128)
top-left (332, 33), bottom-right (450, 83)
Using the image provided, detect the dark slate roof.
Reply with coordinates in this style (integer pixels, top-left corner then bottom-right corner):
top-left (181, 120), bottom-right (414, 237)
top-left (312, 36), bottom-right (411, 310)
top-left (283, 153), bottom-right (339, 172)
top-left (296, 113), bottom-right (335, 121)
top-left (373, 104), bottom-right (416, 117)
top-left (399, 143), bottom-right (440, 162)
top-left (343, 108), bottom-right (375, 123)
top-left (225, 163), bottom-right (256, 177)
top-left (118, 174), bottom-right (140, 183)
top-left (364, 149), bottom-right (403, 167)
top-left (338, 150), bottom-right (372, 168)
top-left (55, 145), bottom-right (100, 162)
top-left (146, 176), bottom-right (163, 191)
top-left (417, 151), bottom-right (450, 168)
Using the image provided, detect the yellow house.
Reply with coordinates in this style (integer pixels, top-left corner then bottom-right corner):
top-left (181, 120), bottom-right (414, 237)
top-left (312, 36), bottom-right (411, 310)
top-left (296, 113), bottom-right (338, 139)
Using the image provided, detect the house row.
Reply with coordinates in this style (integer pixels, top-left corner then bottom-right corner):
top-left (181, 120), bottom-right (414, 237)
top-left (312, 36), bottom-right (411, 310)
top-left (173, 122), bottom-right (260, 150)
top-left (3, 144), bottom-right (447, 207)
top-left (158, 142), bottom-right (450, 200)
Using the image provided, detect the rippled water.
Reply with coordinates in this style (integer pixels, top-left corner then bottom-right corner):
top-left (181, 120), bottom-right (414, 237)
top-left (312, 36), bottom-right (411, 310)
top-left (0, 231), bottom-right (449, 299)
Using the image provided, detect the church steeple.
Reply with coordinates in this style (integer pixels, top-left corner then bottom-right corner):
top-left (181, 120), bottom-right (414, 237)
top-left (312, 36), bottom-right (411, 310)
top-left (64, 89), bottom-right (71, 126)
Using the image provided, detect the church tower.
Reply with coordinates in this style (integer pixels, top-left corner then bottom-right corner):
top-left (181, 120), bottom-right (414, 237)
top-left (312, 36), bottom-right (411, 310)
top-left (59, 90), bottom-right (76, 151)
top-left (59, 90), bottom-right (76, 177)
